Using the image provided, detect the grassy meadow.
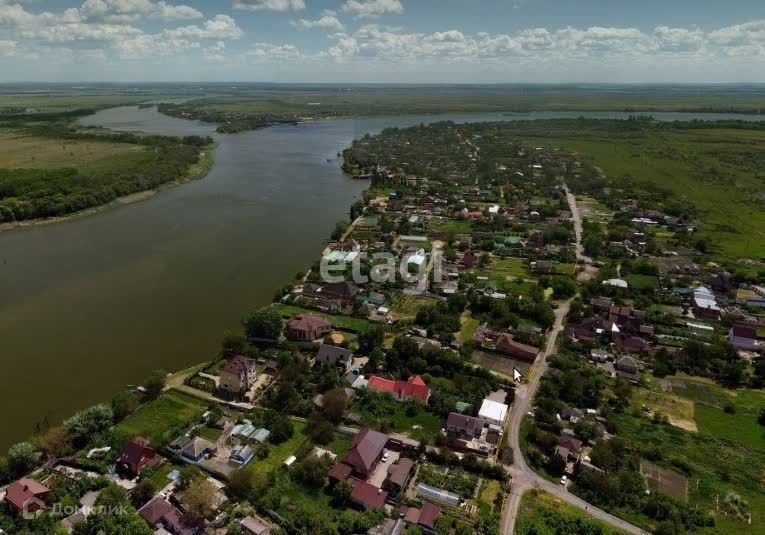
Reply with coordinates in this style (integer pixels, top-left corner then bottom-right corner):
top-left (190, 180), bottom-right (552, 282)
top-left (516, 489), bottom-right (626, 535)
top-left (523, 125), bottom-right (765, 258)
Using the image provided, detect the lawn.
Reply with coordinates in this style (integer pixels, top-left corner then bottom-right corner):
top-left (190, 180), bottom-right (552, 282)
top-left (196, 425), bottom-right (223, 442)
top-left (273, 304), bottom-right (373, 333)
top-left (611, 412), bottom-right (765, 534)
top-left (692, 389), bottom-right (765, 452)
top-left (249, 421), bottom-right (309, 477)
top-left (458, 312), bottom-right (480, 344)
top-left (627, 273), bottom-right (659, 291)
top-left (113, 389), bottom-right (208, 447)
top-left (429, 218), bottom-right (474, 235)
top-left (631, 380), bottom-right (697, 432)
top-left (389, 293), bottom-right (439, 320)
top-left (515, 489), bottom-right (626, 535)
top-left (485, 257), bottom-right (531, 281)
top-left (351, 394), bottom-right (441, 442)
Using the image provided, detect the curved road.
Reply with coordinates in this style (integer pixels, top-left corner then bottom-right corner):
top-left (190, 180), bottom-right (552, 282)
top-left (499, 185), bottom-right (648, 535)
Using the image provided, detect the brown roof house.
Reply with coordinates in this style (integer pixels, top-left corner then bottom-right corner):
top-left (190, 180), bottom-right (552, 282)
top-left (138, 496), bottom-right (195, 535)
top-left (402, 502), bottom-right (441, 533)
top-left (4, 478), bottom-right (50, 516)
top-left (220, 355), bottom-right (258, 396)
top-left (240, 515), bottom-right (271, 535)
top-left (342, 428), bottom-right (389, 479)
top-left (495, 334), bottom-right (540, 363)
top-left (286, 315), bottom-right (332, 342)
top-left (614, 355), bottom-right (640, 382)
top-left (117, 437), bottom-right (159, 477)
top-left (385, 457), bottom-right (414, 495)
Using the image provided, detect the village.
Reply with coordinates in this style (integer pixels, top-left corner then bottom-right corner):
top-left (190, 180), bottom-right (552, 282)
top-left (1, 119), bottom-right (764, 535)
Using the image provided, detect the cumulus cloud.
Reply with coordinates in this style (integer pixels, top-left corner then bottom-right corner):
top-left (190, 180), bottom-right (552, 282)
top-left (233, 0), bottom-right (305, 11)
top-left (342, 0), bottom-right (403, 19)
top-left (292, 14), bottom-right (344, 31)
top-left (79, 0), bottom-right (202, 21)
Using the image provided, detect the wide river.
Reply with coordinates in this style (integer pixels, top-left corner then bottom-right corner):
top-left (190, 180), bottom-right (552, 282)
top-left (1, 107), bottom-right (764, 449)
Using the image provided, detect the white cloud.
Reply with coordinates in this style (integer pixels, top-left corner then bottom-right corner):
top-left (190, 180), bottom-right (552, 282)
top-left (0, 39), bottom-right (16, 56)
top-left (79, 0), bottom-right (202, 21)
top-left (233, 0), bottom-right (305, 11)
top-left (247, 41), bottom-right (303, 61)
top-left (203, 40), bottom-right (225, 62)
top-left (342, 0), bottom-right (403, 19)
top-left (292, 15), bottom-right (344, 31)
top-left (167, 14), bottom-right (243, 40)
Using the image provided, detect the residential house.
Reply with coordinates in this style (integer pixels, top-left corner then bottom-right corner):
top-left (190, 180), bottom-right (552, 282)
top-left (556, 434), bottom-right (583, 462)
top-left (138, 496), bottom-right (196, 535)
top-left (367, 375), bottom-right (431, 403)
top-left (385, 458), bottom-right (414, 495)
top-left (285, 315), bottom-right (332, 342)
top-left (692, 286), bottom-right (721, 321)
top-left (729, 324), bottom-right (761, 352)
top-left (117, 437), bottom-right (159, 477)
top-left (4, 478), bottom-right (49, 515)
top-left (495, 334), bottom-right (541, 363)
top-left (314, 344), bottom-right (354, 373)
top-left (615, 356), bottom-right (640, 382)
top-left (230, 445), bottom-right (255, 465)
top-left (219, 355), bottom-right (258, 396)
top-left (402, 502), bottom-right (441, 533)
top-left (303, 282), bottom-right (361, 307)
top-left (181, 437), bottom-right (216, 464)
top-left (342, 428), bottom-right (389, 479)
top-left (349, 479), bottom-right (388, 510)
top-left (478, 399), bottom-right (509, 427)
top-left (445, 412), bottom-right (482, 440)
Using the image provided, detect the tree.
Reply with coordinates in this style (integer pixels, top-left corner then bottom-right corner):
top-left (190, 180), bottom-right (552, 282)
top-left (177, 465), bottom-right (204, 491)
top-left (228, 464), bottom-right (269, 501)
top-left (547, 452), bottom-right (567, 476)
top-left (7, 442), bottom-right (41, 475)
top-left (221, 330), bottom-right (247, 357)
top-left (322, 388), bottom-right (348, 423)
top-left (130, 480), bottom-right (156, 508)
top-left (332, 479), bottom-right (352, 506)
top-left (73, 509), bottom-right (152, 535)
top-left (38, 426), bottom-right (74, 459)
top-left (243, 307), bottom-right (283, 340)
top-left (758, 408), bottom-right (765, 426)
top-left (181, 477), bottom-right (217, 524)
top-left (268, 414), bottom-right (294, 444)
top-left (358, 326), bottom-right (385, 354)
top-left (296, 455), bottom-right (331, 488)
top-left (111, 390), bottom-right (140, 422)
top-left (143, 369), bottom-right (167, 400)
top-left (63, 404), bottom-right (114, 447)
top-left (308, 414), bottom-right (336, 445)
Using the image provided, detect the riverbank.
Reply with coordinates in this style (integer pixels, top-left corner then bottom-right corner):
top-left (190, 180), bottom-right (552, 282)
top-left (0, 142), bottom-right (217, 234)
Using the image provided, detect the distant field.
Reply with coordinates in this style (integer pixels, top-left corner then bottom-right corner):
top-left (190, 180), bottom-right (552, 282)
top-left (523, 125), bottom-right (765, 258)
top-left (0, 131), bottom-right (146, 170)
top-left (516, 489), bottom-right (626, 535)
top-left (389, 293), bottom-right (439, 320)
top-left (0, 94), bottom-right (157, 113)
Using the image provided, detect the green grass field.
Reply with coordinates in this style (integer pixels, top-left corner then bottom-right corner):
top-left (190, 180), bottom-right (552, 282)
top-left (389, 293), bottom-right (439, 320)
top-left (113, 389), bottom-right (208, 447)
top-left (516, 489), bottom-right (627, 535)
top-left (524, 125), bottom-right (765, 258)
top-left (485, 257), bottom-right (531, 281)
top-left (273, 304), bottom-right (373, 333)
top-left (612, 412), bottom-right (765, 534)
top-left (250, 421), bottom-right (309, 477)
top-left (627, 273), bottom-right (659, 291)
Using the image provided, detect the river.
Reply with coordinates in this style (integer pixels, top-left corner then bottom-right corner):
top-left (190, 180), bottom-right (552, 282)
top-left (1, 106), bottom-right (763, 450)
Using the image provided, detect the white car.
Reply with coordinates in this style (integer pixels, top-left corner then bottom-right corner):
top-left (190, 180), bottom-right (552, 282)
top-left (382, 451), bottom-right (390, 462)
top-left (560, 475), bottom-right (567, 486)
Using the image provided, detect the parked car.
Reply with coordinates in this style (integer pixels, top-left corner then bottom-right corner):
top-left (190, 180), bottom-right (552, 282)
top-left (560, 475), bottom-right (567, 486)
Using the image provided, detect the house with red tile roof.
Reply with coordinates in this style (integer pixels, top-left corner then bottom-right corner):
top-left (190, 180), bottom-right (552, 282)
top-left (4, 478), bottom-right (50, 515)
top-left (367, 375), bottom-right (431, 403)
top-left (495, 334), bottom-right (540, 363)
top-left (117, 437), bottom-right (159, 477)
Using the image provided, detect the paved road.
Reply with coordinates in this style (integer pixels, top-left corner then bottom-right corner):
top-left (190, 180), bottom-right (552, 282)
top-left (499, 185), bottom-right (647, 535)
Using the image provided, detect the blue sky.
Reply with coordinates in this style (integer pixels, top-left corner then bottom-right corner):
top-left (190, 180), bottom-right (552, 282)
top-left (1, 0), bottom-right (765, 82)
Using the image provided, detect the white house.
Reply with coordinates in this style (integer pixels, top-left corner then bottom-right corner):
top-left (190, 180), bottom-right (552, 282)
top-left (478, 399), bottom-right (509, 427)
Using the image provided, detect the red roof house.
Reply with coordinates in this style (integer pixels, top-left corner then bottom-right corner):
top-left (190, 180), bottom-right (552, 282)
top-left (4, 478), bottom-right (50, 515)
top-left (349, 479), bottom-right (388, 509)
top-left (117, 437), bottom-right (159, 476)
top-left (367, 375), bottom-right (431, 403)
top-left (342, 428), bottom-right (389, 479)
top-left (403, 502), bottom-right (441, 531)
